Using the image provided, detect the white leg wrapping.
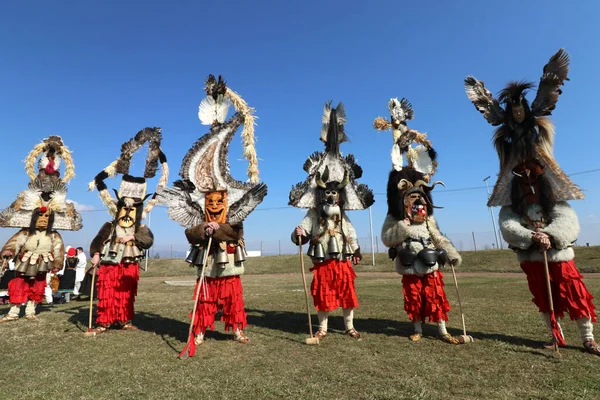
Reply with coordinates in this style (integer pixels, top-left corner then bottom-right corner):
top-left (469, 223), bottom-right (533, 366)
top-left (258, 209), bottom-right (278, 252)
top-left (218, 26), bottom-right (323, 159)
top-left (413, 321), bottom-right (423, 334)
top-left (576, 317), bottom-right (594, 342)
top-left (317, 311), bottom-right (329, 332)
top-left (25, 300), bottom-right (36, 316)
top-left (343, 308), bottom-right (354, 331)
top-left (437, 320), bottom-right (448, 336)
top-left (541, 313), bottom-right (564, 340)
top-left (8, 305), bottom-right (20, 318)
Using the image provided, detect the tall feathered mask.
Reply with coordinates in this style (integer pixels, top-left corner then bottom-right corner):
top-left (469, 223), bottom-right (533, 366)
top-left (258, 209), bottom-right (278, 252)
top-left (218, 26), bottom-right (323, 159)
top-left (464, 48), bottom-right (583, 206)
top-left (373, 98), bottom-right (438, 176)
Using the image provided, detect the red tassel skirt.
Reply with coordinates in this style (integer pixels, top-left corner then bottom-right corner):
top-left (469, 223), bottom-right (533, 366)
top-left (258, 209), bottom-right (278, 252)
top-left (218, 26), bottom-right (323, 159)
top-left (96, 262), bottom-right (140, 326)
top-left (402, 271), bottom-right (450, 323)
top-left (521, 260), bottom-right (597, 321)
top-left (310, 259), bottom-right (359, 312)
top-left (8, 272), bottom-right (46, 304)
top-left (191, 276), bottom-right (247, 336)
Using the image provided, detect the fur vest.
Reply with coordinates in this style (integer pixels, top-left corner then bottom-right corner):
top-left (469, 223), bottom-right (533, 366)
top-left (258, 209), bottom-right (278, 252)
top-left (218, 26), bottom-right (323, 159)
top-left (381, 214), bottom-right (461, 276)
top-left (499, 201), bottom-right (578, 263)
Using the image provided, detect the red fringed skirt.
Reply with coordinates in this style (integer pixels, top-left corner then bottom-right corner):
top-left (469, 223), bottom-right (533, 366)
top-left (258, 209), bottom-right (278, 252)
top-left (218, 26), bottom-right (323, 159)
top-left (96, 262), bottom-right (140, 326)
top-left (402, 271), bottom-right (450, 323)
top-left (310, 259), bottom-right (359, 312)
top-left (8, 272), bottom-right (46, 304)
top-left (191, 276), bottom-right (247, 336)
top-left (521, 260), bottom-right (597, 321)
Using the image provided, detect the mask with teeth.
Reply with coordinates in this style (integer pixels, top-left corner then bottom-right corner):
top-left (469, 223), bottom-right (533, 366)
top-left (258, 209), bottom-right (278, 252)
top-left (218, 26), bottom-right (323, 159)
top-left (403, 191), bottom-right (428, 224)
top-left (205, 191), bottom-right (228, 224)
top-left (117, 198), bottom-right (138, 228)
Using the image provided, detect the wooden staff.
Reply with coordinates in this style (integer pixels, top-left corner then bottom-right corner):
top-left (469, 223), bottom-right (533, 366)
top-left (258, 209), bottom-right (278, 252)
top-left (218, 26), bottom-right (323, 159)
top-left (298, 236), bottom-right (319, 345)
top-left (83, 265), bottom-right (98, 337)
top-left (543, 250), bottom-right (560, 354)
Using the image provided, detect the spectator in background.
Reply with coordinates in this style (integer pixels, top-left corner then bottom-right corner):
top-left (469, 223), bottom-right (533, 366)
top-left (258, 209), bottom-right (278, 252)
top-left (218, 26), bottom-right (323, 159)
top-left (55, 247), bottom-right (78, 304)
top-left (74, 247), bottom-right (87, 298)
top-left (0, 259), bottom-right (16, 305)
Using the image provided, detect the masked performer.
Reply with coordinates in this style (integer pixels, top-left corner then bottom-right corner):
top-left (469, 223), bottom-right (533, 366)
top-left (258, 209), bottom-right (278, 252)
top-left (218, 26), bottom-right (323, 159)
top-left (0, 136), bottom-right (82, 321)
top-left (157, 75), bottom-right (266, 355)
top-left (88, 128), bottom-right (168, 333)
top-left (377, 98), bottom-right (463, 344)
top-left (465, 48), bottom-right (599, 355)
top-left (289, 102), bottom-right (374, 340)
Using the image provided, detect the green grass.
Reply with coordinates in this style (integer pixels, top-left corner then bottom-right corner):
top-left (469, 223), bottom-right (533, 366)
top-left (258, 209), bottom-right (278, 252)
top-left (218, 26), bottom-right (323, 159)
top-left (140, 245), bottom-right (600, 277)
top-left (2, 267), bottom-right (600, 399)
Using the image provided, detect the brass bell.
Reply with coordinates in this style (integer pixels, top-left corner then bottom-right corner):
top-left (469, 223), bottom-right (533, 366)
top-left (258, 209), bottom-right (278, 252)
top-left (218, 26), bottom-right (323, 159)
top-left (215, 247), bottom-right (229, 265)
top-left (194, 247), bottom-right (206, 267)
top-left (131, 246), bottom-right (141, 259)
top-left (234, 246), bottom-right (246, 263)
top-left (185, 245), bottom-right (199, 264)
top-left (109, 242), bottom-right (119, 257)
top-left (328, 236), bottom-right (340, 256)
top-left (122, 244), bottom-right (135, 260)
top-left (307, 244), bottom-right (315, 257)
top-left (313, 243), bottom-right (325, 262)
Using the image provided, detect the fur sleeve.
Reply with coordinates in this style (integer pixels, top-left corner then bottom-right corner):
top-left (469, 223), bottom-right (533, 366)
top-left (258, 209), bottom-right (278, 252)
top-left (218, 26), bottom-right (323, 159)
top-left (135, 225), bottom-right (154, 250)
top-left (540, 202), bottom-right (580, 249)
top-left (428, 216), bottom-right (461, 266)
top-left (291, 209), bottom-right (317, 245)
top-left (342, 214), bottom-right (359, 250)
top-left (499, 206), bottom-right (533, 250)
top-left (1, 229), bottom-right (28, 256)
top-left (90, 222), bottom-right (113, 255)
top-left (52, 232), bottom-right (65, 270)
top-left (185, 223), bottom-right (243, 244)
top-left (381, 214), bottom-right (410, 247)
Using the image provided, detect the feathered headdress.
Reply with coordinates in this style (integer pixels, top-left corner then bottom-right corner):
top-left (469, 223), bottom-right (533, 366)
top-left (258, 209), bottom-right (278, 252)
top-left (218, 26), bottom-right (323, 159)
top-left (464, 48), bottom-right (584, 206)
top-left (88, 127), bottom-right (169, 217)
top-left (289, 101), bottom-right (374, 210)
top-left (0, 136), bottom-right (82, 230)
top-left (156, 75), bottom-right (267, 227)
top-left (373, 98), bottom-right (438, 176)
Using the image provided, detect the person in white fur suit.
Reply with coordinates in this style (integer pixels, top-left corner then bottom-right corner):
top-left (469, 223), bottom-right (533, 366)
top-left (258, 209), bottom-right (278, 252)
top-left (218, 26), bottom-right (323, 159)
top-left (464, 48), bottom-right (599, 355)
top-left (381, 167), bottom-right (463, 344)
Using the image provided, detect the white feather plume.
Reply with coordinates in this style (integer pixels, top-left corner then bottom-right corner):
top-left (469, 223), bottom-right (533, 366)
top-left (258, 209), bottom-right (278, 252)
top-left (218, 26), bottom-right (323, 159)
top-left (391, 143), bottom-right (403, 171)
top-left (198, 95), bottom-right (230, 125)
top-left (411, 145), bottom-right (434, 174)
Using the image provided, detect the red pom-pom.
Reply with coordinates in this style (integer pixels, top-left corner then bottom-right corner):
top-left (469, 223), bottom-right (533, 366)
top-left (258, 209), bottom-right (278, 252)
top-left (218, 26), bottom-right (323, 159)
top-left (40, 206), bottom-right (47, 213)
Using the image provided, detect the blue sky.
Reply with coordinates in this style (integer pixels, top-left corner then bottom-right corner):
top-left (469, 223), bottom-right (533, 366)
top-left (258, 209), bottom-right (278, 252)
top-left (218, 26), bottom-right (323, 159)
top-left (1, 1), bottom-right (599, 255)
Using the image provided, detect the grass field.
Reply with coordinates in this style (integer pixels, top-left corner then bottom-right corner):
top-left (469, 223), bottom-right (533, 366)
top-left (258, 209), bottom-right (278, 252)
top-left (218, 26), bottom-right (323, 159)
top-left (2, 248), bottom-right (600, 400)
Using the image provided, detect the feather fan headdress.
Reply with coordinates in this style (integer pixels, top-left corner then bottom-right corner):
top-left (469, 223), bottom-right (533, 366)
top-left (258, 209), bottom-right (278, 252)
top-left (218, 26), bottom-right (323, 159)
top-left (373, 98), bottom-right (438, 176)
top-left (464, 48), bottom-right (583, 206)
top-left (156, 75), bottom-right (267, 227)
top-left (89, 127), bottom-right (169, 217)
top-left (289, 101), bottom-right (374, 210)
top-left (0, 136), bottom-right (82, 230)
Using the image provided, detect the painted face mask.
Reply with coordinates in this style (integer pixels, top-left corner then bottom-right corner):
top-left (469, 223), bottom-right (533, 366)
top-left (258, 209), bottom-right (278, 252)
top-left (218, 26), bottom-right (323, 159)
top-left (205, 191), bottom-right (228, 224)
top-left (117, 199), bottom-right (137, 228)
top-left (404, 190), bottom-right (428, 224)
top-left (36, 206), bottom-right (51, 229)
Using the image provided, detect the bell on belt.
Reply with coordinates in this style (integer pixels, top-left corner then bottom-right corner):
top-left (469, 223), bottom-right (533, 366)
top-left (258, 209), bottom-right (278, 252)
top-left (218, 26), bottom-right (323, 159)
top-left (342, 242), bottom-right (354, 260)
top-left (328, 236), bottom-right (340, 256)
top-left (307, 244), bottom-right (315, 257)
top-left (194, 247), bottom-right (206, 267)
top-left (313, 243), bottom-right (325, 262)
top-left (131, 246), bottom-right (141, 259)
top-left (185, 245), bottom-right (199, 264)
top-left (109, 242), bottom-right (119, 257)
top-left (122, 244), bottom-right (135, 263)
top-left (234, 246), bottom-right (246, 263)
top-left (215, 247), bottom-right (229, 265)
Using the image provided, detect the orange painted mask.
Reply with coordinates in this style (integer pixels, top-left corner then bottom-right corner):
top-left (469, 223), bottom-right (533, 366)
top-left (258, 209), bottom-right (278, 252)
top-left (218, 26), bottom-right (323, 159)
top-left (205, 191), bottom-right (228, 223)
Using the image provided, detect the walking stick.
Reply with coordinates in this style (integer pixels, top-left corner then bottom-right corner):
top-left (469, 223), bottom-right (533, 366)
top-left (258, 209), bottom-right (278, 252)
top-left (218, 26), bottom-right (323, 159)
top-left (83, 265), bottom-right (98, 337)
top-left (179, 236), bottom-right (213, 359)
top-left (449, 262), bottom-right (473, 344)
top-left (299, 236), bottom-right (319, 345)
top-left (543, 250), bottom-right (561, 354)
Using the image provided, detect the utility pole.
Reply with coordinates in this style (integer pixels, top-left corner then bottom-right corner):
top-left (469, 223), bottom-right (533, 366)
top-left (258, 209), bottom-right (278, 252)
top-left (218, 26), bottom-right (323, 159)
top-left (368, 206), bottom-right (375, 266)
top-left (483, 176), bottom-right (501, 250)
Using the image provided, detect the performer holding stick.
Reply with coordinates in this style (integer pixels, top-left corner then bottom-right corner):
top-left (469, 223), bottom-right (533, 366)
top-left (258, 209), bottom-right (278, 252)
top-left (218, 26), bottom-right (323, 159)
top-left (465, 48), bottom-right (599, 355)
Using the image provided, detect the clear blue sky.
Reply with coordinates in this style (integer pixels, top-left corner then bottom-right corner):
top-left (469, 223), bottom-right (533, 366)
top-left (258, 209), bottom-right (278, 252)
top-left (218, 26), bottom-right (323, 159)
top-left (1, 1), bottom-right (599, 255)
